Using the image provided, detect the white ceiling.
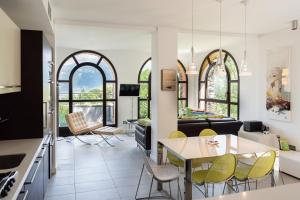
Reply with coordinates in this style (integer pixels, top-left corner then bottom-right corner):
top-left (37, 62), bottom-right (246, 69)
top-left (52, 0), bottom-right (300, 50)
top-left (55, 23), bottom-right (152, 51)
top-left (55, 23), bottom-right (248, 53)
top-left (52, 0), bottom-right (300, 34)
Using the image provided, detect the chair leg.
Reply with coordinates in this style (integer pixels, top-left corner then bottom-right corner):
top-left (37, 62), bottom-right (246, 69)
top-left (177, 178), bottom-right (182, 200)
top-left (148, 177), bottom-right (154, 200)
top-left (165, 156), bottom-right (168, 165)
top-left (212, 184), bottom-right (215, 197)
top-left (279, 170), bottom-right (285, 185)
top-left (66, 136), bottom-right (75, 143)
top-left (222, 183), bottom-right (226, 195)
top-left (271, 170), bottom-right (276, 187)
top-left (113, 134), bottom-right (124, 141)
top-left (146, 150), bottom-right (151, 157)
top-left (255, 180), bottom-right (258, 190)
top-left (98, 134), bottom-right (115, 147)
top-left (244, 181), bottom-right (247, 191)
top-left (204, 183), bottom-right (208, 198)
top-left (234, 179), bottom-right (239, 193)
top-left (135, 164), bottom-right (144, 200)
top-left (247, 180), bottom-right (251, 191)
top-left (169, 182), bottom-right (172, 199)
top-left (75, 136), bottom-right (92, 145)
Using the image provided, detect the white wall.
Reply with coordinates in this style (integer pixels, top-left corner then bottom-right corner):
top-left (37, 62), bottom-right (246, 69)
top-left (178, 35), bottom-right (260, 121)
top-left (56, 47), bottom-right (150, 128)
top-left (258, 29), bottom-right (300, 148)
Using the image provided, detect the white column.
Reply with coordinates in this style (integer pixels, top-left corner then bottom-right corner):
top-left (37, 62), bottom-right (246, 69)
top-left (151, 27), bottom-right (178, 161)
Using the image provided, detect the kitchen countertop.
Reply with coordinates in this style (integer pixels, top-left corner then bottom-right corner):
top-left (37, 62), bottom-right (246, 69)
top-left (0, 138), bottom-right (44, 200)
top-left (203, 182), bottom-right (300, 200)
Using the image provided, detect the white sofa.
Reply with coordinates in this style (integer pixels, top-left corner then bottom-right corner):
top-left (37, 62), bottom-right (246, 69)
top-left (239, 129), bottom-right (300, 179)
top-left (279, 150), bottom-right (300, 178)
top-left (238, 130), bottom-right (277, 147)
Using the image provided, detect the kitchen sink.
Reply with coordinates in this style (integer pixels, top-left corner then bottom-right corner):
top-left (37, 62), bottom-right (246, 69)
top-left (0, 154), bottom-right (26, 170)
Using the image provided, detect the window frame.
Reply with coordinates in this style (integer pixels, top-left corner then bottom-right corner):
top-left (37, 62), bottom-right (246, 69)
top-left (137, 58), bottom-right (151, 119)
top-left (177, 60), bottom-right (189, 112)
top-left (57, 50), bottom-right (118, 135)
top-left (137, 58), bottom-right (188, 119)
top-left (198, 49), bottom-right (240, 119)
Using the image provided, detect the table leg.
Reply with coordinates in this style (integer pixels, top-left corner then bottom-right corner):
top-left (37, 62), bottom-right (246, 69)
top-left (185, 159), bottom-right (192, 200)
top-left (157, 141), bottom-right (164, 191)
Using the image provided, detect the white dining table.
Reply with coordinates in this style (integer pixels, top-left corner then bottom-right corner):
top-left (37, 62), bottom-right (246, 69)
top-left (157, 134), bottom-right (277, 200)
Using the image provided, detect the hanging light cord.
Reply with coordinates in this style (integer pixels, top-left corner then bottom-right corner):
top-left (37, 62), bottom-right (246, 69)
top-left (217, 0), bottom-right (223, 67)
top-left (244, 0), bottom-right (247, 60)
top-left (191, 0), bottom-right (194, 63)
top-left (219, 0), bottom-right (222, 53)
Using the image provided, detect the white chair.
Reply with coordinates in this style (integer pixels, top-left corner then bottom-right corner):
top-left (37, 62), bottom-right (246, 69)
top-left (135, 148), bottom-right (182, 200)
top-left (92, 126), bottom-right (124, 147)
top-left (65, 112), bottom-right (102, 145)
top-left (66, 112), bottom-right (124, 146)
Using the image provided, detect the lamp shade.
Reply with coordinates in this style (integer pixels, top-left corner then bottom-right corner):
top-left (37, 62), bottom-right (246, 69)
top-left (186, 62), bottom-right (198, 75)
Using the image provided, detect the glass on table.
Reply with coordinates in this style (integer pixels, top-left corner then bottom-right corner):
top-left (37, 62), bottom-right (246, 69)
top-left (206, 136), bottom-right (219, 145)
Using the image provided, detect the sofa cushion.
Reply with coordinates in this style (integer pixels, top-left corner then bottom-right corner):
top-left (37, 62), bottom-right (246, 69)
top-left (280, 150), bottom-right (300, 178)
top-left (210, 121), bottom-right (243, 136)
top-left (137, 118), bottom-right (151, 126)
top-left (178, 119), bottom-right (207, 124)
top-left (178, 122), bottom-right (210, 137)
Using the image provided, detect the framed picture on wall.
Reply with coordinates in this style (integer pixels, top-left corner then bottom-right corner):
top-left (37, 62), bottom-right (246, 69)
top-left (161, 69), bottom-right (177, 91)
top-left (266, 47), bottom-right (292, 121)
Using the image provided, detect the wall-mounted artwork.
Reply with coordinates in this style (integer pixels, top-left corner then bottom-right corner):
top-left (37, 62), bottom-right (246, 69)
top-left (161, 69), bottom-right (176, 91)
top-left (266, 47), bottom-right (291, 121)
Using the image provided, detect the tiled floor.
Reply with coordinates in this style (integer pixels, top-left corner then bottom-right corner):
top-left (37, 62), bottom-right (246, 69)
top-left (45, 135), bottom-right (299, 200)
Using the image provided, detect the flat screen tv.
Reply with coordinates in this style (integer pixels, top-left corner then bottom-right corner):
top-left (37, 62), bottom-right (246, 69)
top-left (119, 84), bottom-right (140, 96)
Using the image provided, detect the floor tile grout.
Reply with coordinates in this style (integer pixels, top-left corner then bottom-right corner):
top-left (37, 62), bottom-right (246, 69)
top-left (46, 135), bottom-right (299, 200)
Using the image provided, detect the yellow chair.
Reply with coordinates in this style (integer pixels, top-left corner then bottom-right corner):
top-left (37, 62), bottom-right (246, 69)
top-left (234, 150), bottom-right (276, 191)
top-left (166, 131), bottom-right (186, 168)
top-left (166, 131), bottom-right (202, 169)
top-left (192, 153), bottom-right (236, 197)
top-left (193, 129), bottom-right (218, 167)
top-left (199, 128), bottom-right (217, 136)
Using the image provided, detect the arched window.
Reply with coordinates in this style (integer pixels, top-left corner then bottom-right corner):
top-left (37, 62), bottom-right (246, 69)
top-left (137, 58), bottom-right (151, 119)
top-left (177, 60), bottom-right (188, 112)
top-left (198, 49), bottom-right (239, 119)
top-left (57, 50), bottom-right (118, 135)
top-left (137, 58), bottom-right (188, 118)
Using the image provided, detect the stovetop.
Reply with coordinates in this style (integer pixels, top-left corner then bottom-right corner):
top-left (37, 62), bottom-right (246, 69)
top-left (0, 171), bottom-right (17, 199)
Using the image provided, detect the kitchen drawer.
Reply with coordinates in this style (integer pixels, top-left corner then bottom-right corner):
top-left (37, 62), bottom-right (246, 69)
top-left (24, 158), bottom-right (44, 200)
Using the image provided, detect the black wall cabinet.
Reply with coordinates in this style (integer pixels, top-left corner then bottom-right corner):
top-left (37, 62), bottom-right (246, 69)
top-left (0, 30), bottom-right (53, 140)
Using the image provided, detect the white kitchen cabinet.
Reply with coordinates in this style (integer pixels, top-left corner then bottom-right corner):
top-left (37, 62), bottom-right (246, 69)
top-left (0, 8), bottom-right (20, 94)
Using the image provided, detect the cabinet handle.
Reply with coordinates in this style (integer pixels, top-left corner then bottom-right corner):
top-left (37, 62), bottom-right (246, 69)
top-left (24, 160), bottom-right (41, 185)
top-left (18, 190), bottom-right (29, 200)
top-left (0, 85), bottom-right (21, 89)
top-left (37, 148), bottom-right (47, 159)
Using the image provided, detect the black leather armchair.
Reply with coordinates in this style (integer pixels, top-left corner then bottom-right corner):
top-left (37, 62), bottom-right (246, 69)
top-left (135, 123), bottom-right (151, 155)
